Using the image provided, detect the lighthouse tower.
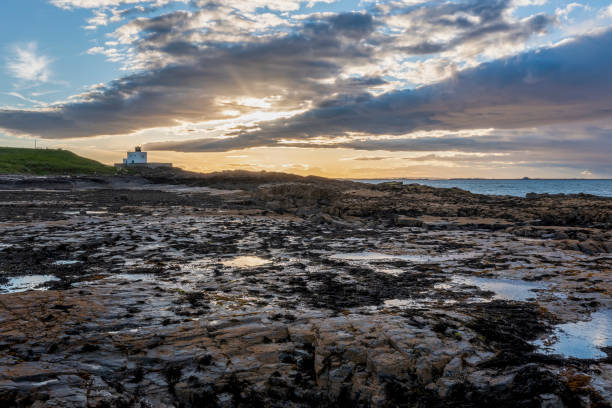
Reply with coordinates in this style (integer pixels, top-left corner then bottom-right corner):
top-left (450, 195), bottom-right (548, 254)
top-left (122, 146), bottom-right (147, 165)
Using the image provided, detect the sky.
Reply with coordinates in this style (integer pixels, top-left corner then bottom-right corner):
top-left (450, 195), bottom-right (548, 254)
top-left (1, 0), bottom-right (612, 178)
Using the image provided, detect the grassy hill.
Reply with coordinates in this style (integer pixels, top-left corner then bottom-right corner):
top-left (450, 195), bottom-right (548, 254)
top-left (0, 147), bottom-right (115, 175)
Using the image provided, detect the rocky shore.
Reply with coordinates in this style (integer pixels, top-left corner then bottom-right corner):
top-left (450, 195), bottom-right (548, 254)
top-left (0, 171), bottom-right (610, 407)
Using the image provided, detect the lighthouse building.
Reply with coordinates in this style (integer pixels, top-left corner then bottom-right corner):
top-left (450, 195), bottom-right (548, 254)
top-left (115, 146), bottom-right (172, 168)
top-left (123, 146), bottom-right (147, 165)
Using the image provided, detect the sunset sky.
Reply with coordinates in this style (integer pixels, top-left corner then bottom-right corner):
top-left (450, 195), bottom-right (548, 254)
top-left (1, 0), bottom-right (612, 178)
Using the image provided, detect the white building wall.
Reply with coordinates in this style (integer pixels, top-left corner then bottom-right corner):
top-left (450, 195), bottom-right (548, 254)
top-left (126, 152), bottom-right (147, 164)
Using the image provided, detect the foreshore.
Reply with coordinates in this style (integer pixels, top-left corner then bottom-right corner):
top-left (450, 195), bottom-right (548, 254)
top-left (0, 171), bottom-right (610, 407)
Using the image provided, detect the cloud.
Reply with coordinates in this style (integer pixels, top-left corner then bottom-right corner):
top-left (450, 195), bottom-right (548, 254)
top-left (154, 27), bottom-right (612, 152)
top-left (349, 156), bottom-right (390, 161)
top-left (50, 0), bottom-right (170, 9)
top-left (0, 2), bottom-right (577, 148)
top-left (347, 0), bottom-right (555, 88)
top-left (5, 43), bottom-right (53, 83)
top-left (146, 124), bottom-right (612, 163)
top-left (385, 0), bottom-right (554, 56)
top-left (556, 3), bottom-right (589, 21)
top-left (351, 132), bottom-right (612, 159)
top-left (372, 0), bottom-right (556, 72)
top-left (2, 92), bottom-right (46, 106)
top-left (84, 7), bottom-right (126, 29)
top-left (404, 153), bottom-right (509, 162)
top-left (190, 0), bottom-right (341, 13)
top-left (194, 0), bottom-right (301, 12)
top-left (512, 0), bottom-right (548, 6)
top-left (0, 12), bottom-right (377, 138)
top-left (51, 0), bottom-right (336, 12)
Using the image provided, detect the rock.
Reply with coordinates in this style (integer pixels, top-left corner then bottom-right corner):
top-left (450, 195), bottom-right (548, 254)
top-left (489, 372), bottom-right (516, 392)
top-left (312, 213), bottom-right (355, 227)
top-left (442, 356), bottom-right (463, 378)
top-left (437, 378), bottom-right (459, 398)
top-left (560, 239), bottom-right (581, 252)
top-left (247, 343), bottom-right (295, 364)
top-left (288, 323), bottom-right (315, 344)
top-left (395, 216), bottom-right (424, 227)
top-left (540, 393), bottom-right (564, 408)
top-left (578, 240), bottom-right (602, 255)
top-left (327, 363), bottom-right (353, 399)
top-left (464, 351), bottom-right (495, 367)
top-left (415, 358), bottom-right (434, 384)
top-left (367, 350), bottom-right (410, 380)
top-left (214, 322), bottom-right (289, 345)
top-left (343, 346), bottom-right (367, 365)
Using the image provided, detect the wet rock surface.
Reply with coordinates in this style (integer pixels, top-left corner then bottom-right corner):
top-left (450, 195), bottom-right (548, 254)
top-left (0, 172), bottom-right (610, 407)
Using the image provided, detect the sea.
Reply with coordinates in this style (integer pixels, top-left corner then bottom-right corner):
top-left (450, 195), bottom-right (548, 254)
top-left (355, 179), bottom-right (612, 198)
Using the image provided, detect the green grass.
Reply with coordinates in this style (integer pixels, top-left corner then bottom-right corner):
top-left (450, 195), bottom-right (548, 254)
top-left (0, 147), bottom-right (115, 175)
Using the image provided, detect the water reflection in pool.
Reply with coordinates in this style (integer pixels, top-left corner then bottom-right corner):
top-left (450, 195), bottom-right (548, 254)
top-left (0, 275), bottom-right (60, 293)
top-left (330, 251), bottom-right (481, 263)
top-left (533, 310), bottom-right (611, 359)
top-left (53, 260), bottom-right (81, 265)
top-left (440, 276), bottom-right (546, 302)
top-left (222, 256), bottom-right (271, 268)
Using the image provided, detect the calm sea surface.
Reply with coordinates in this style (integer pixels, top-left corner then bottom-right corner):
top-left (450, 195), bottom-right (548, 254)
top-left (354, 179), bottom-right (612, 197)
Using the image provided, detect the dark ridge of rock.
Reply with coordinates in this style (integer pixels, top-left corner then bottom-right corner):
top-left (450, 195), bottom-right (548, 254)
top-left (126, 167), bottom-right (360, 191)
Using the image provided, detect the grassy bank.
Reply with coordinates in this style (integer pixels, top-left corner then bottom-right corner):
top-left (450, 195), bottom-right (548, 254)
top-left (0, 147), bottom-right (115, 175)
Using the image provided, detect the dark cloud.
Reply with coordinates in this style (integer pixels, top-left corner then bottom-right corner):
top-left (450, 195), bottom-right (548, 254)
top-left (325, 12), bottom-right (375, 39)
top-left (402, 151), bottom-right (612, 173)
top-left (0, 12), bottom-right (377, 139)
top-left (399, 14), bottom-right (553, 55)
top-left (0, 0), bottom-right (559, 141)
top-left (384, 0), bottom-right (554, 55)
top-left (405, 153), bottom-right (503, 162)
top-left (331, 132), bottom-right (612, 155)
top-left (150, 28), bottom-right (612, 152)
top-left (351, 156), bottom-right (390, 161)
top-left (146, 124), bottom-right (612, 158)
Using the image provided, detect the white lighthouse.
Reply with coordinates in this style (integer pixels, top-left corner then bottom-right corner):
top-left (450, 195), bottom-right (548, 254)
top-left (116, 146), bottom-right (172, 168)
top-left (123, 146), bottom-right (147, 165)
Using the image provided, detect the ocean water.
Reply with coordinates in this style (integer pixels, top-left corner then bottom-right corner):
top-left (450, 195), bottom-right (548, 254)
top-left (355, 179), bottom-right (612, 197)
